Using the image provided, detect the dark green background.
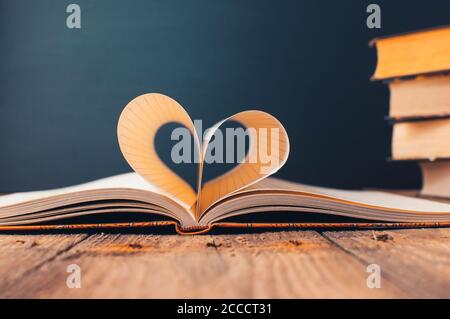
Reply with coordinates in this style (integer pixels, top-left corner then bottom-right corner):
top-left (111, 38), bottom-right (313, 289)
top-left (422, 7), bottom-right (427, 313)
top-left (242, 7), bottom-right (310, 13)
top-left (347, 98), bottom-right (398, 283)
top-left (0, 0), bottom-right (449, 191)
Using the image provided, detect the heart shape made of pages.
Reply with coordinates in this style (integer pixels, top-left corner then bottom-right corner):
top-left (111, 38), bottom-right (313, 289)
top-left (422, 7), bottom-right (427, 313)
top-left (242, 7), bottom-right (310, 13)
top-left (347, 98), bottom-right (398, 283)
top-left (117, 93), bottom-right (289, 220)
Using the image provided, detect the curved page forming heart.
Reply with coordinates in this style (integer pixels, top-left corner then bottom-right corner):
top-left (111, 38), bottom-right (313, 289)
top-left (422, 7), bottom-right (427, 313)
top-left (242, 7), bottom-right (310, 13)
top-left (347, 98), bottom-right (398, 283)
top-left (117, 93), bottom-right (200, 212)
top-left (198, 110), bottom-right (290, 215)
top-left (117, 93), bottom-right (290, 220)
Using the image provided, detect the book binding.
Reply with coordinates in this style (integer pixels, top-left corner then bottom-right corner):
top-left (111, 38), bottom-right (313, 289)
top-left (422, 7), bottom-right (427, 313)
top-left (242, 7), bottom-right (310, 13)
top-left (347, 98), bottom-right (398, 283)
top-left (1, 221), bottom-right (450, 235)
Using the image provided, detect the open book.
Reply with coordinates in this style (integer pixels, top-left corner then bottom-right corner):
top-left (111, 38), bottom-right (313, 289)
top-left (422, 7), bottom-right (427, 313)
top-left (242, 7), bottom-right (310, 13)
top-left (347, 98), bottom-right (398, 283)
top-left (1, 93), bottom-right (450, 234)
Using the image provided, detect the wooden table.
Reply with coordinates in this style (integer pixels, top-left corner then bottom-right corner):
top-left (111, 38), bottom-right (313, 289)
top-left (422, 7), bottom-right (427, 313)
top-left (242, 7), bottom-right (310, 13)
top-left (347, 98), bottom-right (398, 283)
top-left (1, 193), bottom-right (450, 298)
top-left (1, 227), bottom-right (450, 298)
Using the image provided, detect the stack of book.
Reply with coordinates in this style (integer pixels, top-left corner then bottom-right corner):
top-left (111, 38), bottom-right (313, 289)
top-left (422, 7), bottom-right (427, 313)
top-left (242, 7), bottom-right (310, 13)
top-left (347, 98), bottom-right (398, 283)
top-left (372, 26), bottom-right (450, 198)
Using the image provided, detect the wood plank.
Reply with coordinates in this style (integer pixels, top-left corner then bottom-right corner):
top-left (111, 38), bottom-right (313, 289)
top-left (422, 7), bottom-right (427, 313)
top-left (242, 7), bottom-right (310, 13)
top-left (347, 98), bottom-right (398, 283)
top-left (208, 231), bottom-right (405, 298)
top-left (323, 228), bottom-right (450, 298)
top-left (0, 233), bottom-right (89, 297)
top-left (4, 231), bottom-right (405, 298)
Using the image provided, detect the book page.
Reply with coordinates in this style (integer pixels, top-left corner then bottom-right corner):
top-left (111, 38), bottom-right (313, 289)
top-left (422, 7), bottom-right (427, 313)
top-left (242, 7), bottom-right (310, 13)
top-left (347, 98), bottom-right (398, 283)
top-left (0, 173), bottom-right (155, 208)
top-left (118, 93), bottom-right (199, 211)
top-left (241, 177), bottom-right (450, 213)
top-left (198, 111), bottom-right (289, 215)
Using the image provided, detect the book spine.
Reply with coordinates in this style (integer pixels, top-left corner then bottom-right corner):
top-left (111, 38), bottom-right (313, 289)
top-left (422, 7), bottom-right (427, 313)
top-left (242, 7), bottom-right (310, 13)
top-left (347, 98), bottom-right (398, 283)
top-left (2, 221), bottom-right (450, 234)
top-left (212, 222), bottom-right (450, 231)
top-left (0, 221), bottom-right (177, 231)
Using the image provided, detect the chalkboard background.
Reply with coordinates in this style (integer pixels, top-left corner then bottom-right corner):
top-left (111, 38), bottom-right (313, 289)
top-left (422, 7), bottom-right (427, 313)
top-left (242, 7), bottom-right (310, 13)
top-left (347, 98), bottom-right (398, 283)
top-left (0, 0), bottom-right (449, 191)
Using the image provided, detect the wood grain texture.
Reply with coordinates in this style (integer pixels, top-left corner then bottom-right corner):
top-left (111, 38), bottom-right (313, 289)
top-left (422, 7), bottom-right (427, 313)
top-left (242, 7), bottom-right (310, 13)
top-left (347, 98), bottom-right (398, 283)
top-left (323, 228), bottom-right (450, 298)
top-left (0, 231), bottom-right (404, 298)
top-left (0, 234), bottom-right (88, 296)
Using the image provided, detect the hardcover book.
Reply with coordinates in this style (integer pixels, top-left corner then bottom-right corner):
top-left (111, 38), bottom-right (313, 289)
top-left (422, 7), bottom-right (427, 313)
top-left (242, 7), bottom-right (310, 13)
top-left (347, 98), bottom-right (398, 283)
top-left (420, 161), bottom-right (450, 198)
top-left (392, 117), bottom-right (450, 160)
top-left (388, 74), bottom-right (450, 120)
top-left (371, 26), bottom-right (450, 80)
